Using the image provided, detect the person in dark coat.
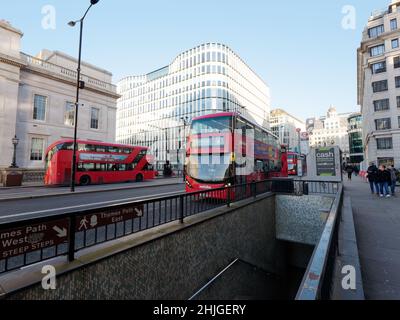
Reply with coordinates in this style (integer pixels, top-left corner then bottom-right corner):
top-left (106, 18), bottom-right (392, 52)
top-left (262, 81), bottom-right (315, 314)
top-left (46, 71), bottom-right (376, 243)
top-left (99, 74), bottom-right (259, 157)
top-left (388, 165), bottom-right (398, 196)
top-left (376, 165), bottom-right (391, 197)
top-left (367, 163), bottom-right (378, 194)
top-left (345, 165), bottom-right (354, 181)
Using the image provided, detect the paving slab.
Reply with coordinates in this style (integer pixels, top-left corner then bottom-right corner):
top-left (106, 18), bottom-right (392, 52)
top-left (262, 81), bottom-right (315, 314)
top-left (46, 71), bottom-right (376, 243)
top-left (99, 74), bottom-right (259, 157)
top-left (344, 177), bottom-right (400, 300)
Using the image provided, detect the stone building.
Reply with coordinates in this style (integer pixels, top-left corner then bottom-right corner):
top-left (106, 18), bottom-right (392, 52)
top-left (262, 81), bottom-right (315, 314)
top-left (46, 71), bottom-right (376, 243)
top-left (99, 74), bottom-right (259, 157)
top-left (357, 0), bottom-right (400, 168)
top-left (0, 20), bottom-right (119, 177)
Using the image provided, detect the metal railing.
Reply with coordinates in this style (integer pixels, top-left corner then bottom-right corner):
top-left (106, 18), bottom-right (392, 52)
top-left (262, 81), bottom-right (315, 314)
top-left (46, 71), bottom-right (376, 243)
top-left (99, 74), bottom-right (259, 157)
top-left (0, 179), bottom-right (341, 275)
top-left (296, 184), bottom-right (344, 300)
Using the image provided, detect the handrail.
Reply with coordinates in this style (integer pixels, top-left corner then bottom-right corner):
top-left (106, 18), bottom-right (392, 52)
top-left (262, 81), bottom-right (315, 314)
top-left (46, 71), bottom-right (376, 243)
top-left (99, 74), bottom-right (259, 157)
top-left (0, 179), bottom-right (341, 275)
top-left (188, 258), bottom-right (239, 300)
top-left (295, 184), bottom-right (344, 300)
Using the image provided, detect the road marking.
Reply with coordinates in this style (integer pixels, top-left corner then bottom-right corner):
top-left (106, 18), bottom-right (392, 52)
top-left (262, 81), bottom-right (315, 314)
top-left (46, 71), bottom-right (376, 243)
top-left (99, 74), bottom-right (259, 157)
top-left (0, 181), bottom-right (182, 200)
top-left (0, 190), bottom-right (184, 221)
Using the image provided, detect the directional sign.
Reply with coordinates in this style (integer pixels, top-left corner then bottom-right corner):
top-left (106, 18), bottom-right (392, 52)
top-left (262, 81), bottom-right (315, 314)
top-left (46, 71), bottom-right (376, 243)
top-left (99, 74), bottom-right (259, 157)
top-left (0, 219), bottom-right (69, 259)
top-left (76, 205), bottom-right (145, 232)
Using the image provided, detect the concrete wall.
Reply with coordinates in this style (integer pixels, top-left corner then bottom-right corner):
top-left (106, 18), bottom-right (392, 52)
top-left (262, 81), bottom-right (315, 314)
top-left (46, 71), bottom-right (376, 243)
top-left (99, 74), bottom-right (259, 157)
top-left (5, 195), bottom-right (279, 300)
top-left (276, 194), bottom-right (335, 246)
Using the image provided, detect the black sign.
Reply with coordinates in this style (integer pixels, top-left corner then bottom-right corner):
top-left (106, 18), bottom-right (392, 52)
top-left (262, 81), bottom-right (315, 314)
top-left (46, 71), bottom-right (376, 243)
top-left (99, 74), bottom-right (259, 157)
top-left (316, 147), bottom-right (336, 177)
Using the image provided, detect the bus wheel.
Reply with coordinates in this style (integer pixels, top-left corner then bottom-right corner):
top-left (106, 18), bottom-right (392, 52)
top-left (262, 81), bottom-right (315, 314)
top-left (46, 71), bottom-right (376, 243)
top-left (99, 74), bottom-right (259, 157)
top-left (80, 175), bottom-right (91, 186)
top-left (135, 173), bottom-right (144, 182)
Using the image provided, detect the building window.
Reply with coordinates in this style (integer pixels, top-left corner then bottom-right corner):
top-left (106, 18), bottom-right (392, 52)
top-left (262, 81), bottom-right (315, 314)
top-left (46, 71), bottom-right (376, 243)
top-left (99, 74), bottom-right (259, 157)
top-left (370, 44), bottom-right (385, 57)
top-left (397, 96), bottom-right (400, 108)
top-left (30, 138), bottom-right (44, 161)
top-left (373, 99), bottom-right (390, 112)
top-left (396, 76), bottom-right (400, 88)
top-left (377, 138), bottom-right (393, 150)
top-left (91, 107), bottom-right (100, 129)
top-left (371, 61), bottom-right (386, 74)
top-left (391, 19), bottom-right (398, 31)
top-left (372, 80), bottom-right (388, 92)
top-left (368, 24), bottom-right (384, 38)
top-left (392, 39), bottom-right (399, 49)
top-left (378, 157), bottom-right (394, 167)
top-left (399, 116), bottom-right (400, 128)
top-left (33, 95), bottom-right (47, 121)
top-left (394, 56), bottom-right (400, 68)
top-left (64, 102), bottom-right (75, 127)
top-left (375, 118), bottom-right (392, 130)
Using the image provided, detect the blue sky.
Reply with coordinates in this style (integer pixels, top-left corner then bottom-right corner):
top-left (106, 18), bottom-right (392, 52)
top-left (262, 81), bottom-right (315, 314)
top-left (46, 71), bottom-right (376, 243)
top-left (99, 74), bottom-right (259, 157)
top-left (2, 0), bottom-right (391, 120)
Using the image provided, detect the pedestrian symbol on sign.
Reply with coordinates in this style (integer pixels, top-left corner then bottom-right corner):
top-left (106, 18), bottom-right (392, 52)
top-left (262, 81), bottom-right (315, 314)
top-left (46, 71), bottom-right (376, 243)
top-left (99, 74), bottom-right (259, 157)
top-left (79, 217), bottom-right (89, 231)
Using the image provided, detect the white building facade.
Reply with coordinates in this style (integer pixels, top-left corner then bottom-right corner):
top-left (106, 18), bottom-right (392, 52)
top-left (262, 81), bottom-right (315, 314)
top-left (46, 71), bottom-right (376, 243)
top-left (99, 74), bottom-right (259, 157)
top-left (116, 43), bottom-right (270, 166)
top-left (357, 0), bottom-right (400, 168)
top-left (308, 107), bottom-right (351, 161)
top-left (0, 21), bottom-right (119, 171)
top-left (269, 108), bottom-right (305, 153)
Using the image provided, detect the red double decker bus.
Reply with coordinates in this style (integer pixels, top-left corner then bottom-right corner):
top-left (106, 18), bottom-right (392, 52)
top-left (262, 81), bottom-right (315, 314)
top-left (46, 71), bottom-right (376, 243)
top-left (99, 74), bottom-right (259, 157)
top-left (44, 139), bottom-right (156, 186)
top-left (287, 152), bottom-right (307, 176)
top-left (185, 112), bottom-right (288, 193)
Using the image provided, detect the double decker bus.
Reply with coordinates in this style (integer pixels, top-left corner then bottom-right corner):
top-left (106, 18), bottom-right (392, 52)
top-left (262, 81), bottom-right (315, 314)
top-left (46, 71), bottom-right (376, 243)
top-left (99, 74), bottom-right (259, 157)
top-left (44, 139), bottom-right (156, 186)
top-left (287, 152), bottom-right (307, 176)
top-left (185, 112), bottom-right (288, 193)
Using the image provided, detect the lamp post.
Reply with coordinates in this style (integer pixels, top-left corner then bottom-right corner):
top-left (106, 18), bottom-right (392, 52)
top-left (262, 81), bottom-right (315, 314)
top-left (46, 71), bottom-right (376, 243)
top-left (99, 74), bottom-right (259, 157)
top-left (10, 135), bottom-right (19, 168)
top-left (68, 0), bottom-right (100, 192)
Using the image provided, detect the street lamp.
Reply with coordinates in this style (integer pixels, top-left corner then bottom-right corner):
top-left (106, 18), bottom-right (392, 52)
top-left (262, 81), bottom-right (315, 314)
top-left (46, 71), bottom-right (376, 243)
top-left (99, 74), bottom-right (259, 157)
top-left (10, 135), bottom-right (19, 168)
top-left (68, 0), bottom-right (100, 192)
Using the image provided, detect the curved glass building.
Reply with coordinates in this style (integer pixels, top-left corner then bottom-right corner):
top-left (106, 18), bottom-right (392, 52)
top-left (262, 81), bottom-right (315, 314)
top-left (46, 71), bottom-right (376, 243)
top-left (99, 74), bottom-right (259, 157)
top-left (116, 43), bottom-right (270, 167)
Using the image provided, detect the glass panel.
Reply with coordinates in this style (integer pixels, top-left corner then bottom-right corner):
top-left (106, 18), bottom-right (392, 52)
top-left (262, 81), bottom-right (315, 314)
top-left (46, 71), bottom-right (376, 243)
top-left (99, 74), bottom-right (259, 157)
top-left (30, 138), bottom-right (44, 161)
top-left (191, 116), bottom-right (231, 135)
top-left (65, 102), bottom-right (75, 126)
top-left (33, 95), bottom-right (47, 121)
top-left (187, 153), bottom-right (232, 183)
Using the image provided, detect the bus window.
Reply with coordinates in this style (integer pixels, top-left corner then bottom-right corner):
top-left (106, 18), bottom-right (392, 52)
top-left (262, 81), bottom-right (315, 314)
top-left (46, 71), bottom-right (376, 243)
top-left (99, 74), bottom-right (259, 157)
top-left (78, 163), bottom-right (95, 172)
top-left (96, 145), bottom-right (106, 153)
top-left (108, 146), bottom-right (121, 153)
top-left (60, 143), bottom-right (74, 150)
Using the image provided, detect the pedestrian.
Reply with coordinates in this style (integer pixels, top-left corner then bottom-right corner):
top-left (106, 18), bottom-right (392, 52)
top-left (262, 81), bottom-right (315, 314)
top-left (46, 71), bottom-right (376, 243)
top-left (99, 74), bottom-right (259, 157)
top-left (346, 165), bottom-right (354, 181)
top-left (367, 162), bottom-right (378, 194)
top-left (354, 165), bottom-right (360, 176)
top-left (376, 165), bottom-right (391, 198)
top-left (388, 165), bottom-right (398, 196)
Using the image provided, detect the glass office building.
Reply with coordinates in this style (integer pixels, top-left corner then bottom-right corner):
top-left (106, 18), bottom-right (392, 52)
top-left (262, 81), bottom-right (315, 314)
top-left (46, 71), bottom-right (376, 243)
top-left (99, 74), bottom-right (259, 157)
top-left (116, 43), bottom-right (270, 167)
top-left (348, 113), bottom-right (364, 164)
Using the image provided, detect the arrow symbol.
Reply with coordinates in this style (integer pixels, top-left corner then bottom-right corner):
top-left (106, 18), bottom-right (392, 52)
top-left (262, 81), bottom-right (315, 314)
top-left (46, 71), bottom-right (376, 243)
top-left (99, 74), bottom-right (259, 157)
top-left (135, 208), bottom-right (143, 217)
top-left (53, 226), bottom-right (67, 238)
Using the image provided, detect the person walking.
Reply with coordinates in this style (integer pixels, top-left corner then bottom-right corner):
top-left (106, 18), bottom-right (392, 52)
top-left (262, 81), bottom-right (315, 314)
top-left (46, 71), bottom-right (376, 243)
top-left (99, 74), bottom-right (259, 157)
top-left (346, 165), bottom-right (354, 181)
top-left (367, 162), bottom-right (378, 194)
top-left (377, 165), bottom-right (391, 198)
top-left (388, 165), bottom-right (398, 196)
top-left (354, 165), bottom-right (360, 177)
